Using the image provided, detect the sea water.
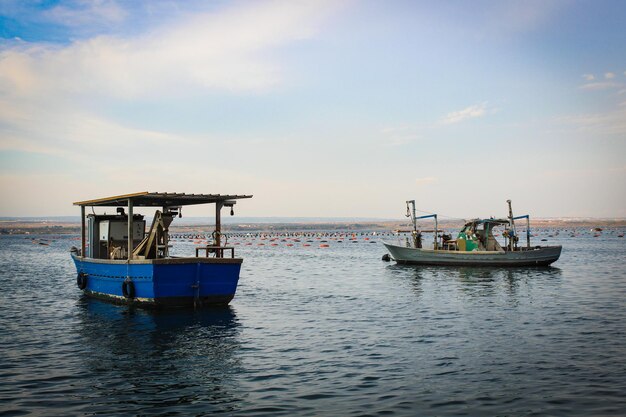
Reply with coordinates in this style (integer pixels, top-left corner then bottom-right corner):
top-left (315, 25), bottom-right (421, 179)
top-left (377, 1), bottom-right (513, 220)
top-left (1, 229), bottom-right (625, 416)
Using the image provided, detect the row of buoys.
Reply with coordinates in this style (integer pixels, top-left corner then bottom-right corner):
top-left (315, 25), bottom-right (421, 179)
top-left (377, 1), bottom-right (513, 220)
top-left (170, 235), bottom-right (382, 244)
top-left (169, 238), bottom-right (383, 248)
top-left (14, 226), bottom-right (625, 244)
top-left (236, 242), bottom-right (337, 248)
top-left (169, 227), bottom-right (626, 242)
top-left (172, 237), bottom-right (378, 243)
top-left (175, 230), bottom-right (621, 243)
top-left (169, 229), bottom-right (626, 245)
top-left (230, 241), bottom-right (376, 246)
top-left (169, 231), bottom-right (398, 240)
top-left (17, 228), bottom-right (619, 247)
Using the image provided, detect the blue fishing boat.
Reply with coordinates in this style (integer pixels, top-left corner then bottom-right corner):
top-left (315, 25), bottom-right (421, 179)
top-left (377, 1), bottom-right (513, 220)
top-left (71, 192), bottom-right (252, 307)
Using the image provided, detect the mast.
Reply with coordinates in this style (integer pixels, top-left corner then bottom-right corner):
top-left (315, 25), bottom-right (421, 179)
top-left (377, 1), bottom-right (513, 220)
top-left (406, 200), bottom-right (417, 233)
top-left (407, 200), bottom-right (438, 249)
top-left (406, 200), bottom-right (417, 248)
top-left (506, 199), bottom-right (517, 251)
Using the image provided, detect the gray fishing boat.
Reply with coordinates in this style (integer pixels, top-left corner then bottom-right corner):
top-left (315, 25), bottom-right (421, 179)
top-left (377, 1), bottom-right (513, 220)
top-left (382, 200), bottom-right (561, 267)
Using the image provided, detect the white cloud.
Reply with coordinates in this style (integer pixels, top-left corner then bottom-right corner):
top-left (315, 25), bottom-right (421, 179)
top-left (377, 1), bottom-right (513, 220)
top-left (0, 0), bottom-right (347, 161)
top-left (580, 72), bottom-right (626, 91)
top-left (415, 177), bottom-right (437, 185)
top-left (440, 102), bottom-right (489, 125)
top-left (579, 81), bottom-right (622, 91)
top-left (0, 0), bottom-right (344, 99)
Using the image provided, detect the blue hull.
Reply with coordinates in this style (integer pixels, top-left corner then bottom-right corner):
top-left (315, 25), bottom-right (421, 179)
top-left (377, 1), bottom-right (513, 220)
top-left (72, 254), bottom-right (243, 307)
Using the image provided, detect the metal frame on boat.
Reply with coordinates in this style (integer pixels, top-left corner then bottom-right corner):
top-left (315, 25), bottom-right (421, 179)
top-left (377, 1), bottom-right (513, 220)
top-left (383, 200), bottom-right (562, 267)
top-left (71, 191), bottom-right (252, 307)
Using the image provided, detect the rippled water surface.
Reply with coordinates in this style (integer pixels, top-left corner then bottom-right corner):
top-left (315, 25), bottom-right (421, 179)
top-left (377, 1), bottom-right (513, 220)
top-left (1, 229), bottom-right (626, 416)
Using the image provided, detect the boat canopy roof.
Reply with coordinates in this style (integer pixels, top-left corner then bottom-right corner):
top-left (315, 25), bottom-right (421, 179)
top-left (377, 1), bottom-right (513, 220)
top-left (465, 218), bottom-right (510, 226)
top-left (74, 191), bottom-right (253, 207)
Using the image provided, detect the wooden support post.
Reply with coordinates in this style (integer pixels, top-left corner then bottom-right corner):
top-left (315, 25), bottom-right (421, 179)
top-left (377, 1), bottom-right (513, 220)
top-left (127, 199), bottom-right (133, 261)
top-left (162, 207), bottom-right (169, 258)
top-left (215, 202), bottom-right (222, 257)
top-left (81, 205), bottom-right (86, 257)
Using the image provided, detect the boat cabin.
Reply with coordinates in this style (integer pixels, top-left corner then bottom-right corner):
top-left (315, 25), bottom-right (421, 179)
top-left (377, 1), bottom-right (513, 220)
top-left (454, 219), bottom-right (509, 252)
top-left (86, 211), bottom-right (146, 259)
top-left (74, 191), bottom-right (252, 261)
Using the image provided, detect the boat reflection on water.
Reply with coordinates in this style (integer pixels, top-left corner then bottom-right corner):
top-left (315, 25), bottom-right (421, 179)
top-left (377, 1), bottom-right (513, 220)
top-left (387, 263), bottom-right (562, 299)
top-left (455, 266), bottom-right (563, 298)
top-left (75, 297), bottom-right (243, 414)
top-left (455, 265), bottom-right (563, 282)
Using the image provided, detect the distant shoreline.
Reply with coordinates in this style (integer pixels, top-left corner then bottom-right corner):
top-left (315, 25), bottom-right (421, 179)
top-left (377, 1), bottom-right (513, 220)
top-left (1, 218), bottom-right (624, 235)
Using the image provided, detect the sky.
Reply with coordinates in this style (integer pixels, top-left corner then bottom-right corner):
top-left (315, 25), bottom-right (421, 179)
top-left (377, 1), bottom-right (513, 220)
top-left (0, 0), bottom-right (625, 219)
